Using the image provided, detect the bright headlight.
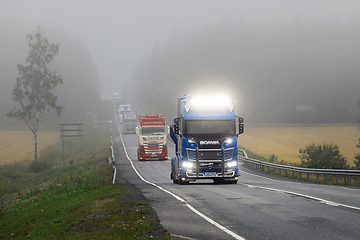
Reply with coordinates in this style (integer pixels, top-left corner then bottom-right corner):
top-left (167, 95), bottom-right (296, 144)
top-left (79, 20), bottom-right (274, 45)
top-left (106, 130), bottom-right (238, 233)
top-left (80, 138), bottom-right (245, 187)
top-left (182, 161), bottom-right (194, 168)
top-left (191, 95), bottom-right (231, 107)
top-left (225, 138), bottom-right (232, 144)
top-left (226, 161), bottom-right (238, 168)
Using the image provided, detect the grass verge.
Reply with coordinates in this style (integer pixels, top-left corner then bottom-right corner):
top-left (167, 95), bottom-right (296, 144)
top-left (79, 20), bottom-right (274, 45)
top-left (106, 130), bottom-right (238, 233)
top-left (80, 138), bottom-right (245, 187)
top-left (0, 124), bottom-right (170, 239)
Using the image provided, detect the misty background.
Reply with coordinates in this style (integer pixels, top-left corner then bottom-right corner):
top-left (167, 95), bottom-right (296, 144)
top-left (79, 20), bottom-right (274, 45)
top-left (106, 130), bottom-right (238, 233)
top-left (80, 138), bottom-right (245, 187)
top-left (1, 0), bottom-right (360, 125)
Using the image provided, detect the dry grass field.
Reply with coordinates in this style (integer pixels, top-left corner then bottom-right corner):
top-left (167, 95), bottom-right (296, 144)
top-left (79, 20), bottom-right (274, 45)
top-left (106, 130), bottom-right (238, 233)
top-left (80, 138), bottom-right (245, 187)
top-left (238, 125), bottom-right (360, 165)
top-left (0, 130), bottom-right (59, 165)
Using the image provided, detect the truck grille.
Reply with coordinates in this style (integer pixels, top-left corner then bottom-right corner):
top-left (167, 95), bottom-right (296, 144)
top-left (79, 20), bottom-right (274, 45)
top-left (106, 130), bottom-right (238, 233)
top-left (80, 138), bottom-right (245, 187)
top-left (145, 143), bottom-right (162, 154)
top-left (186, 148), bottom-right (234, 161)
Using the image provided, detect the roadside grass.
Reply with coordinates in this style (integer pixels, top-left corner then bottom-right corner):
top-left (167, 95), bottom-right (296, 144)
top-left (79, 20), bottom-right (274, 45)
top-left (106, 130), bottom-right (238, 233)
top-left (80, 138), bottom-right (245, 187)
top-left (0, 124), bottom-right (170, 239)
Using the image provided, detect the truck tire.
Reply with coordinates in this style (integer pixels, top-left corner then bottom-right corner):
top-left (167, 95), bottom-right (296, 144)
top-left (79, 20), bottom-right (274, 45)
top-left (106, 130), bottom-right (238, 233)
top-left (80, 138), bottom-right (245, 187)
top-left (171, 164), bottom-right (179, 184)
top-left (172, 174), bottom-right (179, 184)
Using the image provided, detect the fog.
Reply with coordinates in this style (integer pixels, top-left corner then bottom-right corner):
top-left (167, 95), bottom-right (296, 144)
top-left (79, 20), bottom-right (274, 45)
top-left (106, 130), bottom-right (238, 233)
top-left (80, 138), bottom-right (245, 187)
top-left (1, 0), bottom-right (360, 124)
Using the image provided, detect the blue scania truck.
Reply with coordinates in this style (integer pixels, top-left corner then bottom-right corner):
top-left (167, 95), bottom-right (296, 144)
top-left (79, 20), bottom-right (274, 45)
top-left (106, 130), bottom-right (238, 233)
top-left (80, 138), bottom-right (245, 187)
top-left (170, 95), bottom-right (244, 184)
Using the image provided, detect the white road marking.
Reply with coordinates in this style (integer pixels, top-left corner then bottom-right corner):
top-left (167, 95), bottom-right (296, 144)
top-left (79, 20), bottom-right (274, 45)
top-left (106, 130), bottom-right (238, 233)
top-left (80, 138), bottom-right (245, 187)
top-left (117, 122), bottom-right (245, 240)
top-left (243, 183), bottom-right (360, 211)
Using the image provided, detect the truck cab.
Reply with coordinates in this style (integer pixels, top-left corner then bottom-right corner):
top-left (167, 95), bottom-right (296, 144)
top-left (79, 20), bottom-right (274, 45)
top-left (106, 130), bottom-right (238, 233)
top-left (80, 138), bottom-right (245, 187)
top-left (170, 95), bottom-right (244, 184)
top-left (136, 114), bottom-right (170, 161)
top-left (118, 104), bottom-right (131, 123)
top-left (123, 111), bottom-right (137, 134)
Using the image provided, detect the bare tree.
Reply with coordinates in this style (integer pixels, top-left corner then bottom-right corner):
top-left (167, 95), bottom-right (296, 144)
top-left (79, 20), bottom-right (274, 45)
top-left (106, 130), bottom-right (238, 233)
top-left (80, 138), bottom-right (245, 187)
top-left (7, 25), bottom-right (64, 161)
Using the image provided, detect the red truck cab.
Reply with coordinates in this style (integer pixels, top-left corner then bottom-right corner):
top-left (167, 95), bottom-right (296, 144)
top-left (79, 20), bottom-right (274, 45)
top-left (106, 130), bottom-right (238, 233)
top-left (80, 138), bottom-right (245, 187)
top-left (136, 114), bottom-right (169, 161)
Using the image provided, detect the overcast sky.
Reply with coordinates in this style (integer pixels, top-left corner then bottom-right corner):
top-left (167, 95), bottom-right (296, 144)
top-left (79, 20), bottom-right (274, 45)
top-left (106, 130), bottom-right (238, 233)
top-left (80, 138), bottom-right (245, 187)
top-left (1, 0), bottom-right (359, 99)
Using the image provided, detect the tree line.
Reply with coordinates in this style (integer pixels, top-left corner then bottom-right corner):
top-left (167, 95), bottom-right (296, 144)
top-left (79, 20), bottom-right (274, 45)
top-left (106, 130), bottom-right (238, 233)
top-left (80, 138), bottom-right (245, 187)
top-left (133, 18), bottom-right (360, 124)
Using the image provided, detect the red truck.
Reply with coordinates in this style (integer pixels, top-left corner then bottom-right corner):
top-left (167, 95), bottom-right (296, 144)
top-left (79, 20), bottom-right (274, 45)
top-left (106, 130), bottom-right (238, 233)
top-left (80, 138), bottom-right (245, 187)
top-left (136, 114), bottom-right (169, 161)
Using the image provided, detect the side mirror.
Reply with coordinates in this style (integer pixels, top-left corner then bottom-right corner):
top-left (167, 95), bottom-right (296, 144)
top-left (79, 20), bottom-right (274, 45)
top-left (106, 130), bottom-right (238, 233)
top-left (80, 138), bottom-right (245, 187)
top-left (136, 126), bottom-right (140, 135)
top-left (238, 117), bottom-right (244, 135)
top-left (165, 125), bottom-right (170, 135)
top-left (173, 117), bottom-right (180, 135)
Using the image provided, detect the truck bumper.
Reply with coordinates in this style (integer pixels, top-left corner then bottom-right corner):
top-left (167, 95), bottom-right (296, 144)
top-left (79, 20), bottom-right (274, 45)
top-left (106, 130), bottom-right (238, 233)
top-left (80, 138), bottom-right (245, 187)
top-left (138, 152), bottom-right (168, 161)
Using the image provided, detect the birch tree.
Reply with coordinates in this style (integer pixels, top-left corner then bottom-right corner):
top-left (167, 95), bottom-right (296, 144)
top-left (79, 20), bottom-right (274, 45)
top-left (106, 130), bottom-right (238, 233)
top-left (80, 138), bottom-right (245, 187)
top-left (7, 25), bottom-right (64, 161)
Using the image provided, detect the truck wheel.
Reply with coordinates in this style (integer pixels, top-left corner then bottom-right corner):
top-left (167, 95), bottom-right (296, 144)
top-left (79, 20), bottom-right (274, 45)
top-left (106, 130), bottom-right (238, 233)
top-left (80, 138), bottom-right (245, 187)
top-left (171, 169), bottom-right (178, 184)
top-left (172, 173), bottom-right (178, 184)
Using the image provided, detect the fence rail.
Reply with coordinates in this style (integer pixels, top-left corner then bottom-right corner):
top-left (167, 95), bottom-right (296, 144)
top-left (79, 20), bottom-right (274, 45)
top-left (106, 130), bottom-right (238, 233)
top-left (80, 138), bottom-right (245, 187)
top-left (238, 149), bottom-right (360, 186)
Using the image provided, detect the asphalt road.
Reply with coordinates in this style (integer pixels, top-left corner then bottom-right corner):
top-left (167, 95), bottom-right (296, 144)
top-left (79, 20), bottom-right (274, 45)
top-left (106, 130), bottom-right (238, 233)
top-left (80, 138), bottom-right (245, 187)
top-left (111, 104), bottom-right (360, 240)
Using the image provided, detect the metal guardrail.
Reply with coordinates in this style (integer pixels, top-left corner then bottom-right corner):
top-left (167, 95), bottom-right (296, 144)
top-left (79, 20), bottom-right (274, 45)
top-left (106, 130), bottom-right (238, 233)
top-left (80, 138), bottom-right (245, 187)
top-left (238, 149), bottom-right (360, 186)
top-left (110, 137), bottom-right (116, 184)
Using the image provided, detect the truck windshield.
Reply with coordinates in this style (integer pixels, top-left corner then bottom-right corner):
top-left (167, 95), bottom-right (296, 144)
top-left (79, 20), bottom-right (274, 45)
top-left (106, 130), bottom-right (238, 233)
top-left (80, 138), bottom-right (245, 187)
top-left (185, 120), bottom-right (235, 135)
top-left (142, 128), bottom-right (165, 135)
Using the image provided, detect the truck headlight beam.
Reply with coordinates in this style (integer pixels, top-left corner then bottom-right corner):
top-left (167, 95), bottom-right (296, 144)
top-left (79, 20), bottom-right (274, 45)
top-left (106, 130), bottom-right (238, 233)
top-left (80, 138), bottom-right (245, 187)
top-left (226, 161), bottom-right (238, 168)
top-left (182, 161), bottom-right (194, 169)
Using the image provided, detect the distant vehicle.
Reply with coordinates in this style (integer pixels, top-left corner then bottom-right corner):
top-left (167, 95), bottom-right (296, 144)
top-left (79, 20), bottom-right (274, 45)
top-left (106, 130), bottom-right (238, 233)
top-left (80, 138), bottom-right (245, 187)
top-left (170, 95), bottom-right (244, 184)
top-left (136, 114), bottom-right (169, 161)
top-left (123, 112), bottom-right (137, 134)
top-left (117, 97), bottom-right (127, 104)
top-left (112, 92), bottom-right (120, 100)
top-left (112, 93), bottom-right (126, 109)
top-left (118, 104), bottom-right (131, 123)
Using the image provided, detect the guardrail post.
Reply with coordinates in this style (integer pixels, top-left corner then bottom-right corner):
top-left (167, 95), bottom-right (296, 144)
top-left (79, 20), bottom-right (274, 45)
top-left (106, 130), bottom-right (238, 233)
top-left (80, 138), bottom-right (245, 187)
top-left (307, 173), bottom-right (309, 182)
top-left (112, 168), bottom-right (116, 184)
top-left (279, 168), bottom-right (281, 176)
top-left (325, 174), bottom-right (328, 185)
top-left (347, 175), bottom-right (350, 186)
top-left (299, 172), bottom-right (302, 180)
top-left (285, 169), bottom-right (287, 177)
top-left (336, 175), bottom-right (338, 185)
top-left (292, 170), bottom-right (294, 179)
top-left (316, 174), bottom-right (319, 184)
top-left (267, 166), bottom-right (270, 173)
